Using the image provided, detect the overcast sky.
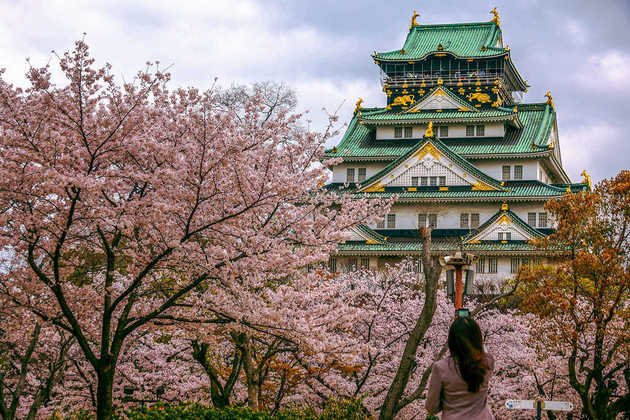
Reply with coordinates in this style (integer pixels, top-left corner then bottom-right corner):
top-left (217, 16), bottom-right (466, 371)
top-left (1, 0), bottom-right (629, 183)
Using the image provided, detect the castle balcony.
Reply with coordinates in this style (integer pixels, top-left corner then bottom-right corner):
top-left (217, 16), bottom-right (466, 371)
top-left (381, 70), bottom-right (504, 89)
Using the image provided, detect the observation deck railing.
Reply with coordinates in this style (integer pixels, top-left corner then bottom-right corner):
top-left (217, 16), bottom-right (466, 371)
top-left (382, 71), bottom-right (504, 88)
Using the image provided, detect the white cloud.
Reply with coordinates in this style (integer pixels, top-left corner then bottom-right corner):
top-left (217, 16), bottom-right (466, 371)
top-left (561, 123), bottom-right (619, 182)
top-left (564, 20), bottom-right (587, 45)
top-left (293, 78), bottom-right (384, 145)
top-left (573, 50), bottom-right (630, 93)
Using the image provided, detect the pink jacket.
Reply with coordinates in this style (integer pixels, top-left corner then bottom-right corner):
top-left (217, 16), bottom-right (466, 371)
top-left (425, 354), bottom-right (495, 420)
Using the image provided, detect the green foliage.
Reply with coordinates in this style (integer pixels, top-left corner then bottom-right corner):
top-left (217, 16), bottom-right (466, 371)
top-left (116, 398), bottom-right (370, 420)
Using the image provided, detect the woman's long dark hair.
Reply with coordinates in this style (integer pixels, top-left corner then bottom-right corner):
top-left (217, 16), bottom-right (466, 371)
top-left (447, 316), bottom-right (489, 393)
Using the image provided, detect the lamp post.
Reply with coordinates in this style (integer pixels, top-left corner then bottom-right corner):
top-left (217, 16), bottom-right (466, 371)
top-left (439, 251), bottom-right (476, 316)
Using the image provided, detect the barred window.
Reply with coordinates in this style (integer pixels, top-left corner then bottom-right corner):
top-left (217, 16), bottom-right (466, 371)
top-left (418, 213), bottom-right (427, 228)
top-left (511, 257), bottom-right (521, 274)
top-left (466, 125), bottom-right (475, 136)
top-left (439, 126), bottom-right (448, 137)
top-left (502, 165), bottom-right (511, 180)
top-left (404, 126), bottom-right (413, 138)
top-left (471, 213), bottom-right (480, 228)
top-left (328, 257), bottom-right (337, 273)
top-left (460, 213), bottom-right (469, 228)
top-left (439, 176), bottom-right (446, 186)
top-left (421, 176), bottom-right (428, 186)
top-left (498, 232), bottom-right (503, 240)
top-left (377, 219), bottom-right (385, 229)
top-left (348, 258), bottom-right (358, 271)
top-left (386, 214), bottom-right (396, 229)
top-left (413, 258), bottom-right (423, 273)
top-left (428, 214), bottom-right (437, 228)
top-left (505, 232), bottom-right (511, 241)
top-left (361, 258), bottom-right (370, 269)
top-left (528, 212), bottom-right (537, 226)
top-left (430, 176), bottom-right (438, 186)
top-left (346, 168), bottom-right (355, 183)
top-left (538, 212), bottom-right (548, 228)
top-left (411, 176), bottom-right (419, 186)
top-left (476, 125), bottom-right (485, 136)
top-left (358, 167), bottom-right (366, 182)
top-left (394, 127), bottom-right (403, 138)
top-left (488, 257), bottom-right (498, 273)
top-left (514, 165), bottom-right (523, 180)
top-left (476, 257), bottom-right (486, 273)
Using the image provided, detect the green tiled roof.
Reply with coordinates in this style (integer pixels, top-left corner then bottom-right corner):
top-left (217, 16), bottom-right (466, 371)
top-left (465, 209), bottom-right (544, 243)
top-left (354, 224), bottom-right (388, 244)
top-left (324, 103), bottom-right (554, 159)
top-left (375, 22), bottom-right (504, 61)
top-left (359, 136), bottom-right (505, 192)
top-left (337, 240), bottom-right (542, 254)
top-left (349, 181), bottom-right (571, 201)
top-left (360, 108), bottom-right (515, 124)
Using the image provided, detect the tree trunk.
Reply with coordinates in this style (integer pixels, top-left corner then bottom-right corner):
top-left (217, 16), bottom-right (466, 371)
top-left (379, 228), bottom-right (440, 420)
top-left (234, 333), bottom-right (260, 410)
top-left (96, 365), bottom-right (115, 420)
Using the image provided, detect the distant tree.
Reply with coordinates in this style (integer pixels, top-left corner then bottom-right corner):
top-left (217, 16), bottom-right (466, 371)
top-left (518, 170), bottom-right (630, 420)
top-left (0, 41), bottom-right (387, 420)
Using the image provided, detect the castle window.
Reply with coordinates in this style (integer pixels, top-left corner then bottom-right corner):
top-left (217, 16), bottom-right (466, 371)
top-left (404, 127), bottom-right (413, 138)
top-left (358, 168), bottom-right (366, 182)
top-left (421, 176), bottom-right (428, 186)
top-left (498, 232), bottom-right (511, 241)
top-left (471, 213), bottom-right (480, 228)
top-left (538, 212), bottom-right (548, 228)
top-left (502, 165), bottom-right (511, 180)
top-left (328, 257), bottom-right (337, 273)
top-left (430, 176), bottom-right (438, 186)
top-left (411, 176), bottom-right (419, 186)
top-left (361, 258), bottom-right (370, 269)
top-left (439, 176), bottom-right (446, 186)
top-left (476, 257), bottom-right (486, 273)
top-left (439, 126), bottom-right (448, 137)
top-left (394, 127), bottom-right (403, 138)
top-left (348, 258), bottom-right (358, 272)
top-left (387, 214), bottom-right (396, 229)
top-left (528, 212), bottom-right (537, 226)
top-left (460, 213), bottom-right (469, 228)
top-left (476, 125), bottom-right (485, 136)
top-left (514, 165), bottom-right (523, 180)
top-left (466, 125), bottom-right (475, 136)
top-left (347, 168), bottom-right (355, 183)
top-left (488, 257), bottom-right (498, 273)
top-left (511, 257), bottom-right (521, 274)
top-left (418, 213), bottom-right (437, 228)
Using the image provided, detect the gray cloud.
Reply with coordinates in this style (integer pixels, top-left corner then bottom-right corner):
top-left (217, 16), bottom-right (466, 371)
top-left (1, 0), bottom-right (628, 182)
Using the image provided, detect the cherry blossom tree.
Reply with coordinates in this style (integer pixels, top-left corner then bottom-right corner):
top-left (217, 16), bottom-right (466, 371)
top-left (0, 40), bottom-right (388, 419)
top-left (518, 170), bottom-right (630, 420)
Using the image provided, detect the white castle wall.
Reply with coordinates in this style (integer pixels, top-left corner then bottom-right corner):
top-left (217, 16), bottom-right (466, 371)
top-left (375, 122), bottom-right (505, 140)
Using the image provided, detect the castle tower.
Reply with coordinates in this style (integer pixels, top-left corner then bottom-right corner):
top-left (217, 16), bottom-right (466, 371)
top-left (324, 11), bottom-right (589, 291)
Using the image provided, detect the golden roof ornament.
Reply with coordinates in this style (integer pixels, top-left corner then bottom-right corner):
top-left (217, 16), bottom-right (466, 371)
top-left (424, 121), bottom-right (434, 137)
top-left (410, 10), bottom-right (420, 29)
top-left (545, 90), bottom-right (555, 110)
top-left (355, 97), bottom-right (364, 113)
top-left (490, 7), bottom-right (500, 27)
top-left (501, 202), bottom-right (509, 211)
top-left (580, 170), bottom-right (593, 190)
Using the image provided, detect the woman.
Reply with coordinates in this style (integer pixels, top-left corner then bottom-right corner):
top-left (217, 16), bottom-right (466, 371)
top-left (425, 316), bottom-right (495, 419)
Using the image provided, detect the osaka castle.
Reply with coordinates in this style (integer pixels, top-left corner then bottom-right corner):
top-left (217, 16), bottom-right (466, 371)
top-left (324, 10), bottom-right (590, 289)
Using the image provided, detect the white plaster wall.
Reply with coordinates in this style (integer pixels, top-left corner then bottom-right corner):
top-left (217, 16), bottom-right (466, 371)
top-left (472, 159), bottom-right (539, 180)
top-left (331, 163), bottom-right (387, 183)
top-left (374, 203), bottom-right (548, 230)
top-left (375, 123), bottom-right (505, 140)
